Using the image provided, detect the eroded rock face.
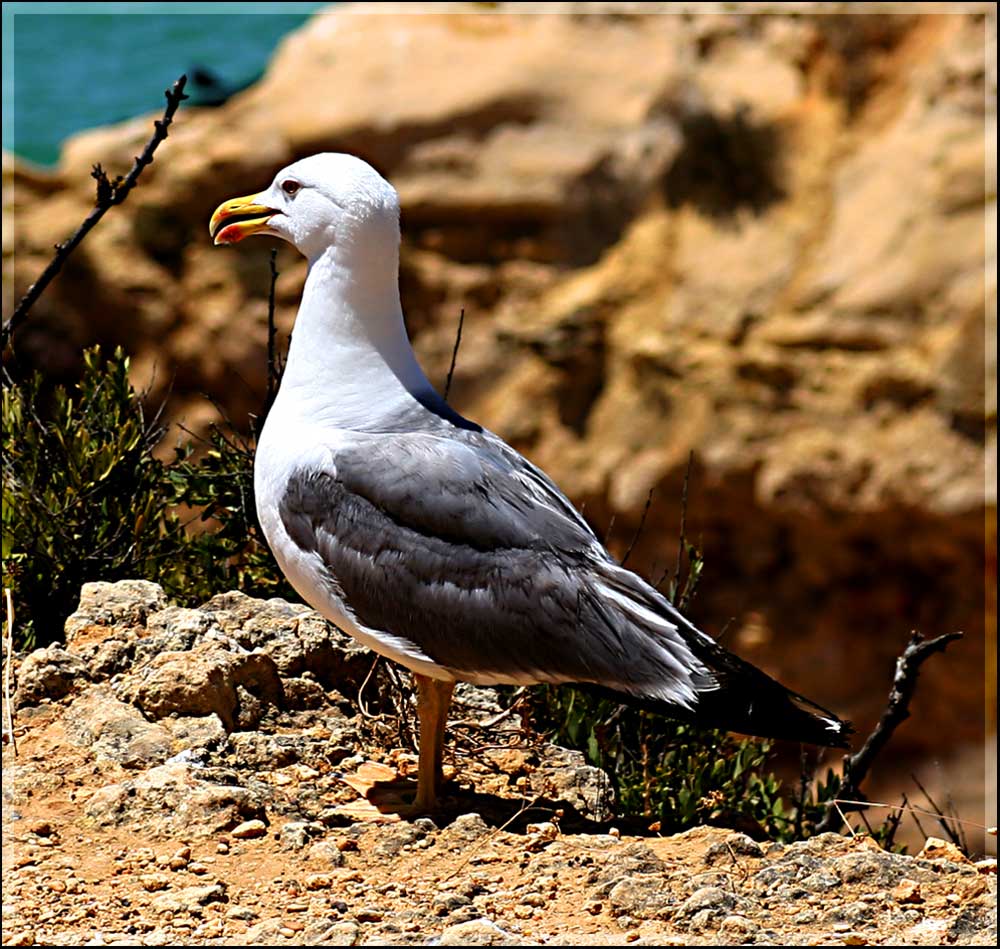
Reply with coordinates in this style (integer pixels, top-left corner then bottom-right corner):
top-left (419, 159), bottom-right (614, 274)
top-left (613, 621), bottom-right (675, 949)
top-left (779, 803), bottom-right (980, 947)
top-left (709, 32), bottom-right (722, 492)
top-left (8, 579), bottom-right (617, 839)
top-left (3, 7), bottom-right (993, 781)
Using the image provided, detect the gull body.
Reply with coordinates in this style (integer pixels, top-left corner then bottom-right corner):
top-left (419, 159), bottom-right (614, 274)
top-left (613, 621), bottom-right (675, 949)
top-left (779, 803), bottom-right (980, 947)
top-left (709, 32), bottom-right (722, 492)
top-left (211, 153), bottom-right (851, 813)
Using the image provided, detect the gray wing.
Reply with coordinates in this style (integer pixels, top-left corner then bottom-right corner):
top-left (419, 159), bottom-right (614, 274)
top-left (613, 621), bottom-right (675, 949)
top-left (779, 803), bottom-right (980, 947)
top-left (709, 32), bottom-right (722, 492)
top-left (278, 428), bottom-right (712, 705)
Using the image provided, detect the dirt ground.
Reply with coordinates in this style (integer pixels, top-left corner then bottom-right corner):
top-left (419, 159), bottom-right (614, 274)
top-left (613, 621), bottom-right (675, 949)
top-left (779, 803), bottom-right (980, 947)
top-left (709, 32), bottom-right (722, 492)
top-left (3, 699), bottom-right (996, 947)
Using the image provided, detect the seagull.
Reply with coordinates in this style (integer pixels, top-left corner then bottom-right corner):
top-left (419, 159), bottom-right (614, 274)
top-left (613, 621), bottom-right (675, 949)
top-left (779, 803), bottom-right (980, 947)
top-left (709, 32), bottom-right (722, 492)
top-left (210, 153), bottom-right (851, 815)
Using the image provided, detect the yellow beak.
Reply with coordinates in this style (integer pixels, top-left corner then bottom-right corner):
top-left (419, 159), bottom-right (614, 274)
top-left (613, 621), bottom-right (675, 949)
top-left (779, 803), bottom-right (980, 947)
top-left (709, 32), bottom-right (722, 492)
top-left (209, 193), bottom-right (277, 245)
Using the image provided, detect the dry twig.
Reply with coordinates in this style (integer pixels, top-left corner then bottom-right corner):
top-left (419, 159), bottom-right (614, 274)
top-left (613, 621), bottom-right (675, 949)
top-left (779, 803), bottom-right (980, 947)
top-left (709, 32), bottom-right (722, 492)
top-left (443, 308), bottom-right (465, 404)
top-left (2, 589), bottom-right (16, 756)
top-left (2, 75), bottom-right (189, 350)
top-left (817, 630), bottom-right (963, 833)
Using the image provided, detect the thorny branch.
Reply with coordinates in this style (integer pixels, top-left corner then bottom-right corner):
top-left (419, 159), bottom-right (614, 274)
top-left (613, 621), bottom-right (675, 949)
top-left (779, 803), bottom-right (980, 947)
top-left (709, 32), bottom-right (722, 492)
top-left (816, 630), bottom-right (963, 833)
top-left (2, 75), bottom-right (189, 350)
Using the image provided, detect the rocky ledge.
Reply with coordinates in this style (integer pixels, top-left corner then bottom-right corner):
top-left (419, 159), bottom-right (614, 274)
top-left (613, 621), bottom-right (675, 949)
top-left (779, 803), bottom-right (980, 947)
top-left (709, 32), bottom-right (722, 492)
top-left (2, 580), bottom-right (996, 946)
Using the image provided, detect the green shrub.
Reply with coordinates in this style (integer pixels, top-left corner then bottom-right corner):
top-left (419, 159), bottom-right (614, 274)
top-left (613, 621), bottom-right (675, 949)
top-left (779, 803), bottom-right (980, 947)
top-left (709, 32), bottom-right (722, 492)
top-left (1, 345), bottom-right (291, 648)
top-left (543, 684), bottom-right (843, 840)
top-left (2, 348), bottom-right (186, 647)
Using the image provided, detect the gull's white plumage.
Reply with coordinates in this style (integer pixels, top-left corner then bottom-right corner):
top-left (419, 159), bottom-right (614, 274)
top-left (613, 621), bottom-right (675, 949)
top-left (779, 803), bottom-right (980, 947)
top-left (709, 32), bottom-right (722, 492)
top-left (210, 153), bottom-right (851, 813)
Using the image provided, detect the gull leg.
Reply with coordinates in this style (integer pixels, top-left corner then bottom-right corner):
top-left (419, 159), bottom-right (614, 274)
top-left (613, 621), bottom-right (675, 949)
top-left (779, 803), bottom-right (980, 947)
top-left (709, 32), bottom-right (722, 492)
top-left (412, 673), bottom-right (456, 812)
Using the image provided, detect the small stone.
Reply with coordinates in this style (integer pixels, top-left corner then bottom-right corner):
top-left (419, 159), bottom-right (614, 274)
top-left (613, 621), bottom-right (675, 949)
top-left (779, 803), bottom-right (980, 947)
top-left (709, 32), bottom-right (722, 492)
top-left (27, 819), bottom-right (55, 837)
top-left (679, 886), bottom-right (736, 918)
top-left (353, 907), bottom-right (383, 922)
top-left (445, 813), bottom-right (490, 842)
top-left (226, 906), bottom-right (257, 921)
top-left (5, 931), bottom-right (36, 947)
top-left (892, 879), bottom-right (923, 904)
top-left (305, 873), bottom-right (332, 890)
top-left (917, 837), bottom-right (971, 864)
top-left (140, 873), bottom-right (172, 892)
top-left (308, 841), bottom-right (346, 867)
top-left (232, 820), bottom-right (268, 840)
top-left (438, 918), bottom-right (521, 946)
top-left (720, 915), bottom-right (759, 939)
top-left (434, 892), bottom-right (472, 916)
top-left (280, 820), bottom-right (325, 851)
top-left (705, 833), bottom-right (765, 865)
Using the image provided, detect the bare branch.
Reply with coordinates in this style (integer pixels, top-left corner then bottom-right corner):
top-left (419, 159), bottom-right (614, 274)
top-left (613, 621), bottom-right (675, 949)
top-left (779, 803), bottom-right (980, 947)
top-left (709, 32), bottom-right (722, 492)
top-left (620, 488), bottom-right (653, 569)
top-left (2, 75), bottom-right (189, 350)
top-left (816, 630), bottom-right (963, 833)
top-left (443, 308), bottom-right (465, 404)
top-left (3, 589), bottom-right (17, 756)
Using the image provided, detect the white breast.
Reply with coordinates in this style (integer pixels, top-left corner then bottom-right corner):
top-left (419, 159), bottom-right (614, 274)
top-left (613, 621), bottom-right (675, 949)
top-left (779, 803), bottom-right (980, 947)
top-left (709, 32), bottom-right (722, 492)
top-left (254, 410), bottom-right (454, 682)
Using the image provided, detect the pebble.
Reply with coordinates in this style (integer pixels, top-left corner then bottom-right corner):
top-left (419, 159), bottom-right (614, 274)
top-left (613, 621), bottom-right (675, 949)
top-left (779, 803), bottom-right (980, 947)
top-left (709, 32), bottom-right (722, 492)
top-left (27, 820), bottom-right (54, 838)
top-left (231, 820), bottom-right (267, 840)
top-left (892, 880), bottom-right (922, 904)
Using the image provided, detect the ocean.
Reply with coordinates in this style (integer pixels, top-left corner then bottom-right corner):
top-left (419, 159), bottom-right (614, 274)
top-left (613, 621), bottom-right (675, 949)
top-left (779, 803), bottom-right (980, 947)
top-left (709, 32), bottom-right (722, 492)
top-left (3, 2), bottom-right (329, 167)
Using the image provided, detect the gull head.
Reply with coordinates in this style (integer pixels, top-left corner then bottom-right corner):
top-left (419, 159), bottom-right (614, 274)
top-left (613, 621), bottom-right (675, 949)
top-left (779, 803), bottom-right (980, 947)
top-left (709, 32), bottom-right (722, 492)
top-left (209, 153), bottom-right (400, 262)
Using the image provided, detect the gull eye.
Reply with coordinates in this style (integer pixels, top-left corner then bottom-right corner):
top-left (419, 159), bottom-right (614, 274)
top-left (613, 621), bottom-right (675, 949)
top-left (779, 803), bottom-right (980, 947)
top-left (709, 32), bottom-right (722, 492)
top-left (281, 179), bottom-right (300, 196)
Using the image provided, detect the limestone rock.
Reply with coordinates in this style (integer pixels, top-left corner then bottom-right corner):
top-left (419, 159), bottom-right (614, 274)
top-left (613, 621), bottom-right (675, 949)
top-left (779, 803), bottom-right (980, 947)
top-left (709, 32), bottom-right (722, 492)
top-left (120, 641), bottom-right (284, 732)
top-left (13, 645), bottom-right (90, 708)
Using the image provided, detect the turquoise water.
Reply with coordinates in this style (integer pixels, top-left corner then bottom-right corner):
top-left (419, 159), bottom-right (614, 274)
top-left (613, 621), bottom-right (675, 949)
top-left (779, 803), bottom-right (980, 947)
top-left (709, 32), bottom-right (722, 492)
top-left (3, 2), bottom-right (329, 166)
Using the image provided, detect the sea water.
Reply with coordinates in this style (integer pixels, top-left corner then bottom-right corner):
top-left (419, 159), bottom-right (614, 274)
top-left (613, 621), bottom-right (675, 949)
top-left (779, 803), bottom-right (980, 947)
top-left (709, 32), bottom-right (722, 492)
top-left (3, 2), bottom-right (328, 166)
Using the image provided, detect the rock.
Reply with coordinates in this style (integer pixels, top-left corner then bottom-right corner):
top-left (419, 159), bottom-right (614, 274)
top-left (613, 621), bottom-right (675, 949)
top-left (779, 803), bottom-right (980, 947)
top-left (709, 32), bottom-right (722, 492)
top-left (443, 813), bottom-right (490, 844)
top-left (83, 761), bottom-right (266, 836)
top-left (373, 824), bottom-right (423, 857)
top-left (231, 819), bottom-right (268, 840)
top-left (281, 676), bottom-right (329, 710)
top-left (719, 914), bottom-right (760, 939)
top-left (531, 745), bottom-right (616, 821)
top-left (64, 580), bottom-right (168, 640)
top-left (63, 687), bottom-right (173, 769)
top-left (307, 841), bottom-right (346, 868)
top-left (200, 592), bottom-right (371, 688)
top-left (678, 886), bottom-right (737, 918)
top-left (587, 842), bottom-right (665, 895)
top-left (120, 642), bottom-right (283, 732)
top-left (438, 918), bottom-right (527, 946)
top-left (917, 836), bottom-right (972, 864)
top-left (279, 820), bottom-right (324, 850)
top-left (833, 851), bottom-right (905, 888)
top-left (607, 876), bottom-right (677, 921)
top-left (13, 646), bottom-right (90, 707)
top-left (306, 922), bottom-right (360, 945)
top-left (150, 882), bottom-right (227, 914)
top-left (826, 900), bottom-right (877, 929)
top-left (892, 879), bottom-right (923, 904)
top-left (704, 832), bottom-right (766, 864)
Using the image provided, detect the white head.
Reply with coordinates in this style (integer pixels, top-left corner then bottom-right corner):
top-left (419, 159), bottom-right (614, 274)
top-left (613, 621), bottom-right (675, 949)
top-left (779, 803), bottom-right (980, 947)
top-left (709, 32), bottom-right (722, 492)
top-left (210, 153), bottom-right (401, 264)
